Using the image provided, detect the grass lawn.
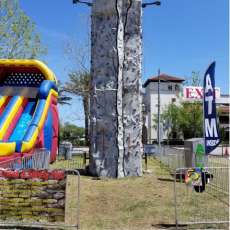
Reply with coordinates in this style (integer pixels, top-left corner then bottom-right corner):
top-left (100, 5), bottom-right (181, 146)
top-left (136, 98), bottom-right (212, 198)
top-left (79, 159), bottom-right (176, 230)
top-left (51, 156), bottom-right (229, 230)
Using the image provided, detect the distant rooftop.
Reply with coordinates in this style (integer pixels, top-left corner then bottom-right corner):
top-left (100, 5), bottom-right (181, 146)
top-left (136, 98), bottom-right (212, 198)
top-left (220, 94), bottom-right (230, 98)
top-left (143, 74), bottom-right (185, 88)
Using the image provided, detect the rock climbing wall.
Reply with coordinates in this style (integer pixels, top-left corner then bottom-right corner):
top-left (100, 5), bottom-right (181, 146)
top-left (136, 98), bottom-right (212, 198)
top-left (89, 0), bottom-right (143, 178)
top-left (122, 0), bottom-right (143, 177)
top-left (90, 0), bottom-right (121, 178)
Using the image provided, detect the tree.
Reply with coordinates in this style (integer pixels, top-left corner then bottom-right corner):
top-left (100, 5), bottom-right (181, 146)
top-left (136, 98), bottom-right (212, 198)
top-left (178, 101), bottom-right (203, 138)
top-left (57, 81), bottom-right (72, 105)
top-left (64, 41), bottom-right (90, 146)
top-left (160, 101), bottom-right (203, 140)
top-left (184, 71), bottom-right (201, 86)
top-left (161, 103), bottom-right (181, 139)
top-left (0, 0), bottom-right (46, 58)
top-left (59, 122), bottom-right (85, 146)
top-left (64, 71), bottom-right (90, 145)
top-left (181, 71), bottom-right (203, 138)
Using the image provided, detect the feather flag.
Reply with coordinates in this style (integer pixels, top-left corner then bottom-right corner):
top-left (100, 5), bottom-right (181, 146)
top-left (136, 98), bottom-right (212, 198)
top-left (203, 62), bottom-right (220, 154)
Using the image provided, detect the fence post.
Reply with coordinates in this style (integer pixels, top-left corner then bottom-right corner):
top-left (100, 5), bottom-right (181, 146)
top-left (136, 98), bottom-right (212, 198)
top-left (145, 152), bottom-right (148, 171)
top-left (76, 170), bottom-right (80, 229)
top-left (83, 151), bottom-right (87, 168)
top-left (174, 169), bottom-right (178, 230)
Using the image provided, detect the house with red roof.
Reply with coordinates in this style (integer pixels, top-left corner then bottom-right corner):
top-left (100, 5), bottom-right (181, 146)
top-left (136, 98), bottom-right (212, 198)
top-left (142, 74), bottom-right (185, 143)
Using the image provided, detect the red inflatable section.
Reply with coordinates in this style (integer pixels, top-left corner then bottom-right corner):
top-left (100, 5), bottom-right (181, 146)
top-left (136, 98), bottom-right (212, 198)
top-left (51, 97), bottom-right (59, 163)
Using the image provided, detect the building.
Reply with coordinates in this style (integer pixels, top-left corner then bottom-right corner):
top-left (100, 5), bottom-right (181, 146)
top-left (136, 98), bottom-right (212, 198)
top-left (142, 74), bottom-right (229, 143)
top-left (182, 87), bottom-right (229, 141)
top-left (142, 74), bottom-right (185, 143)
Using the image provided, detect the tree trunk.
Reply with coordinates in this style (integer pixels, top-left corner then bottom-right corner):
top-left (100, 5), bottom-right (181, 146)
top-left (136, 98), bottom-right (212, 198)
top-left (83, 96), bottom-right (90, 146)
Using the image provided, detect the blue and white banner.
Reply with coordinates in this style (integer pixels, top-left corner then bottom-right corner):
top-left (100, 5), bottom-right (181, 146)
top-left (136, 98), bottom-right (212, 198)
top-left (203, 62), bottom-right (220, 154)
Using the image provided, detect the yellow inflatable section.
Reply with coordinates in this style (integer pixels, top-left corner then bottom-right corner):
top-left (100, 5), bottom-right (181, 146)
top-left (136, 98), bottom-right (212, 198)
top-left (0, 96), bottom-right (24, 139)
top-left (0, 59), bottom-right (57, 83)
top-left (0, 59), bottom-right (58, 158)
top-left (0, 96), bottom-right (7, 108)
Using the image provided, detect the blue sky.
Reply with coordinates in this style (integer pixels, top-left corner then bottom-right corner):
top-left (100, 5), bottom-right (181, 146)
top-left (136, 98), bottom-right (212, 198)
top-left (20, 0), bottom-right (229, 127)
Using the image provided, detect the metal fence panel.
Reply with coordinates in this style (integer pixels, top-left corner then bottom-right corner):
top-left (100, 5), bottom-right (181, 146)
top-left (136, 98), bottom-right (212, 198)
top-left (151, 146), bottom-right (185, 172)
top-left (0, 148), bottom-right (50, 170)
top-left (146, 145), bottom-right (230, 229)
top-left (51, 154), bottom-right (86, 170)
top-left (174, 167), bottom-right (229, 229)
top-left (150, 145), bottom-right (229, 172)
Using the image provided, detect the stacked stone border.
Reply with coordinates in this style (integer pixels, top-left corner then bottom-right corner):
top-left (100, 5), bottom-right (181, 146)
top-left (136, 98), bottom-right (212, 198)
top-left (0, 169), bottom-right (68, 224)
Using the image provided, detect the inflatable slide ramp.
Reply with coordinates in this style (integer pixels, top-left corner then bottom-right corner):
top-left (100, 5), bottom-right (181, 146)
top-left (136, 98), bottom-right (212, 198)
top-left (0, 60), bottom-right (59, 163)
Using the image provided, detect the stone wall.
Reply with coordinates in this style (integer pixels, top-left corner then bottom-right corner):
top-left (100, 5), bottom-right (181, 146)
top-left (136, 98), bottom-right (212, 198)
top-left (0, 169), bottom-right (66, 223)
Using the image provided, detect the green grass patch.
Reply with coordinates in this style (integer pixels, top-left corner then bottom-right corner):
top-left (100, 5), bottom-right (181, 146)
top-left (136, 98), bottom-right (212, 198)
top-left (51, 156), bottom-right (229, 229)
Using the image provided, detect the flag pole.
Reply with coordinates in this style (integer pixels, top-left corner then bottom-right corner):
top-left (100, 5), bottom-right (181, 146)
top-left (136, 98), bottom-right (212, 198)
top-left (203, 68), bottom-right (206, 157)
top-left (202, 65), bottom-right (207, 170)
top-left (157, 69), bottom-right (161, 155)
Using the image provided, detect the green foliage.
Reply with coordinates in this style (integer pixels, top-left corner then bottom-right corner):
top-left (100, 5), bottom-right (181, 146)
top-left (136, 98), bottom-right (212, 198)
top-left (219, 127), bottom-right (228, 143)
top-left (0, 0), bottom-right (46, 58)
top-left (178, 101), bottom-right (203, 138)
top-left (160, 101), bottom-right (203, 140)
top-left (59, 122), bottom-right (85, 146)
top-left (160, 103), bottom-right (181, 139)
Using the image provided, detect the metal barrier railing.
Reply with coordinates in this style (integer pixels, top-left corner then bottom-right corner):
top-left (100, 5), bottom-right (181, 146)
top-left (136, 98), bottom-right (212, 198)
top-left (51, 152), bottom-right (87, 170)
top-left (174, 167), bottom-right (229, 229)
top-left (154, 146), bottom-right (185, 171)
top-left (151, 145), bottom-right (229, 172)
top-left (0, 148), bottom-right (50, 169)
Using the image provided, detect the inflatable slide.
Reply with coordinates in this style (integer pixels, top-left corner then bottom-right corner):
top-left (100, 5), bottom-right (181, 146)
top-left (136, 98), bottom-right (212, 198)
top-left (0, 60), bottom-right (58, 163)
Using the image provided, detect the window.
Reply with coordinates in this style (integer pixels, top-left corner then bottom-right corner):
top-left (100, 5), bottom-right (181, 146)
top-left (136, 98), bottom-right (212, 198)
top-left (172, 98), bottom-right (176, 103)
top-left (168, 85), bottom-right (172, 91)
